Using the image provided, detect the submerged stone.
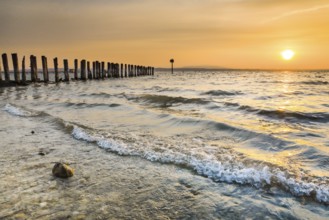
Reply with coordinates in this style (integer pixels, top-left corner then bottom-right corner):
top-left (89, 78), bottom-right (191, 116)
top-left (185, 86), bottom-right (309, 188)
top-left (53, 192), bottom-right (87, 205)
top-left (52, 162), bottom-right (74, 178)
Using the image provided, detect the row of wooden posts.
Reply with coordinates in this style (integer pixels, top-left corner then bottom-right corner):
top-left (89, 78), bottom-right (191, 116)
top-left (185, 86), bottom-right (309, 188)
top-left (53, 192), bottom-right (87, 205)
top-left (0, 53), bottom-right (155, 83)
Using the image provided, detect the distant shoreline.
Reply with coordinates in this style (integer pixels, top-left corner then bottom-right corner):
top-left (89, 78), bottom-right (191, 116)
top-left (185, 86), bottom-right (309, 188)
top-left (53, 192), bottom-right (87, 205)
top-left (155, 68), bottom-right (329, 72)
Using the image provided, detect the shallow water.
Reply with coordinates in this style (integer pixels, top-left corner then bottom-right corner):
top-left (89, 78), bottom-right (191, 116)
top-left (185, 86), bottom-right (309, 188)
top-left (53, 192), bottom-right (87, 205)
top-left (0, 70), bottom-right (328, 219)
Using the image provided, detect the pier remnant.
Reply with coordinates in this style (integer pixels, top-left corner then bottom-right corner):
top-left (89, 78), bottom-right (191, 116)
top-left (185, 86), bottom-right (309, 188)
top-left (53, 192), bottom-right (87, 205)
top-left (21, 56), bottom-right (26, 83)
top-left (42, 56), bottom-right (49, 83)
top-left (63, 59), bottom-right (69, 81)
top-left (87, 61), bottom-right (92, 79)
top-left (30, 55), bottom-right (37, 82)
top-left (12, 53), bottom-right (20, 83)
top-left (0, 53), bottom-right (155, 86)
top-left (81, 60), bottom-right (86, 80)
top-left (74, 59), bottom-right (78, 80)
top-left (2, 53), bottom-right (10, 82)
top-left (54, 57), bottom-right (59, 83)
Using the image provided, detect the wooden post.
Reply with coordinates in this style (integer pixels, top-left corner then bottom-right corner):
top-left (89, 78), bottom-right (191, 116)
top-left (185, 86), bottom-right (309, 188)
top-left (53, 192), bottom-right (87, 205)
top-left (135, 65), bottom-right (137, 77)
top-left (80, 59), bottom-right (86, 80)
top-left (96, 61), bottom-right (100, 79)
top-left (2, 53), bottom-right (10, 82)
top-left (21, 56), bottom-right (26, 83)
top-left (117, 63), bottom-right (120, 78)
top-left (92, 62), bottom-right (96, 79)
top-left (128, 65), bottom-right (130, 77)
top-left (54, 57), bottom-right (59, 82)
top-left (63, 59), bottom-right (69, 81)
top-left (120, 63), bottom-right (123, 78)
top-left (12, 53), bottom-right (20, 83)
top-left (34, 56), bottom-right (39, 81)
top-left (101, 62), bottom-right (105, 79)
top-left (30, 56), bottom-right (36, 82)
top-left (107, 62), bottom-right (111, 78)
top-left (74, 59), bottom-right (78, 80)
top-left (41, 56), bottom-right (49, 82)
top-left (112, 63), bottom-right (115, 78)
top-left (113, 63), bottom-right (116, 78)
top-left (95, 61), bottom-right (98, 79)
top-left (87, 61), bottom-right (92, 79)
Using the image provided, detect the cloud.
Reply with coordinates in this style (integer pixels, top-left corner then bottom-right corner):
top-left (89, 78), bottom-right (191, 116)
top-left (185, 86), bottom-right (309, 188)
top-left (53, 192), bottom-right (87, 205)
top-left (262, 4), bottom-right (329, 24)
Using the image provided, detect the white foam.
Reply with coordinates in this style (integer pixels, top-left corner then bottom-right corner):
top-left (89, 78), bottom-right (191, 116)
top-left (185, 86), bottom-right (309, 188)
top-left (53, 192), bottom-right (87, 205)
top-left (3, 103), bottom-right (37, 117)
top-left (71, 125), bottom-right (329, 204)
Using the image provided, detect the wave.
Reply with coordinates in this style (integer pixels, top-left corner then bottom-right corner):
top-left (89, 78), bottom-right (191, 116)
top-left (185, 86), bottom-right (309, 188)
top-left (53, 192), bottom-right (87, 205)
top-left (3, 103), bottom-right (41, 117)
top-left (256, 109), bottom-right (329, 123)
top-left (128, 94), bottom-right (210, 107)
top-left (71, 125), bottom-right (329, 204)
top-left (64, 102), bottom-right (121, 108)
top-left (201, 90), bottom-right (243, 96)
top-left (3, 103), bottom-right (329, 204)
top-left (223, 102), bottom-right (329, 123)
top-left (300, 81), bottom-right (328, 85)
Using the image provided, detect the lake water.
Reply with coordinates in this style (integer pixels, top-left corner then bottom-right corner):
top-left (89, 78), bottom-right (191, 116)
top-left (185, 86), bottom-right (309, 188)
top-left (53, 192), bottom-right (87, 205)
top-left (0, 70), bottom-right (328, 219)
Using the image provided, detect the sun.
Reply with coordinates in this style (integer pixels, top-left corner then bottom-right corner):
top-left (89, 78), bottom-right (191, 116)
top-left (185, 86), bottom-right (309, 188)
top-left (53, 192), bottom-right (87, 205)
top-left (281, 49), bottom-right (295, 60)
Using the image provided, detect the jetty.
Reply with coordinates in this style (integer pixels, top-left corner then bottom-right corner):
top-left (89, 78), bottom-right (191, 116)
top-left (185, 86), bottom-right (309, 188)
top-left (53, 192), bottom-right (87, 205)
top-left (0, 53), bottom-right (155, 87)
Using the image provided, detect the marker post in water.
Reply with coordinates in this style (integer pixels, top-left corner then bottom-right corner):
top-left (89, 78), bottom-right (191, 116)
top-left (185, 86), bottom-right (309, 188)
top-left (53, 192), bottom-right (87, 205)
top-left (170, 58), bottom-right (174, 74)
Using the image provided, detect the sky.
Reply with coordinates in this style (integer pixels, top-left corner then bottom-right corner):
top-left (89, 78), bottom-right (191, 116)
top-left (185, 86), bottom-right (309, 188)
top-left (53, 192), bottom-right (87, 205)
top-left (1, 0), bottom-right (329, 69)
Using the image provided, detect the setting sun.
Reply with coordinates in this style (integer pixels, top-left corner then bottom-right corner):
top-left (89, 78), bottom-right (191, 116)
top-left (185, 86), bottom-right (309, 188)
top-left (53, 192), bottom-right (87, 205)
top-left (281, 50), bottom-right (295, 60)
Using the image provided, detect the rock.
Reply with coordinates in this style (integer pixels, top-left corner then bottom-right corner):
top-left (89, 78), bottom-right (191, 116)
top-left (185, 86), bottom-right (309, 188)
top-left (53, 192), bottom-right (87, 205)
top-left (52, 162), bottom-right (74, 178)
top-left (31, 130), bottom-right (35, 134)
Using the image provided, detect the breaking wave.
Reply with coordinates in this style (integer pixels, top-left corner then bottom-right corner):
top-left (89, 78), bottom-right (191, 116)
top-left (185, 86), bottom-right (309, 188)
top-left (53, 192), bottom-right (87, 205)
top-left (71, 125), bottom-right (329, 204)
top-left (3, 103), bottom-right (41, 117)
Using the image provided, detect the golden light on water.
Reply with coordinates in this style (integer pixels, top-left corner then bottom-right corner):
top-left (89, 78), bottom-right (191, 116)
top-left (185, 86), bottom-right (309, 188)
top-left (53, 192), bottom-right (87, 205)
top-left (281, 50), bottom-right (295, 60)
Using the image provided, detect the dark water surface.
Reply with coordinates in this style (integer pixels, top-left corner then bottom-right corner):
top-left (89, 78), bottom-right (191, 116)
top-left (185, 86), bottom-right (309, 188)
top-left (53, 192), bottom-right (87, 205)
top-left (0, 70), bottom-right (328, 219)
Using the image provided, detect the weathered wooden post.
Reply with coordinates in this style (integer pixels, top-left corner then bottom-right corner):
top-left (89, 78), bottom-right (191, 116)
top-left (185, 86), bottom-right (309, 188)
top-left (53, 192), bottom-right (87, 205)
top-left (94, 61), bottom-right (98, 79)
top-left (34, 56), bottom-right (39, 81)
top-left (30, 56), bottom-right (36, 82)
top-left (54, 57), bottom-right (59, 83)
top-left (41, 56), bottom-right (49, 82)
top-left (112, 63), bottom-right (114, 78)
top-left (97, 61), bottom-right (101, 79)
top-left (92, 62), bottom-right (96, 79)
top-left (21, 56), bottom-right (26, 83)
top-left (80, 60), bottom-right (86, 80)
top-left (2, 53), bottom-right (10, 82)
top-left (74, 59), bottom-right (78, 80)
top-left (135, 65), bottom-right (137, 77)
top-left (107, 62), bottom-right (111, 78)
top-left (12, 53), bottom-right (20, 83)
top-left (114, 63), bottom-right (118, 78)
top-left (87, 61), bottom-right (92, 79)
top-left (130, 65), bottom-right (132, 77)
top-left (101, 62), bottom-right (105, 79)
top-left (120, 63), bottom-right (123, 78)
top-left (63, 59), bottom-right (69, 81)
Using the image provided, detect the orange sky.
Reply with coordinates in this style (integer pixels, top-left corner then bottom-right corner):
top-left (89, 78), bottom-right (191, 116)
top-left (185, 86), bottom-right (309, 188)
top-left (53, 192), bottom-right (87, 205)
top-left (1, 0), bottom-right (329, 69)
